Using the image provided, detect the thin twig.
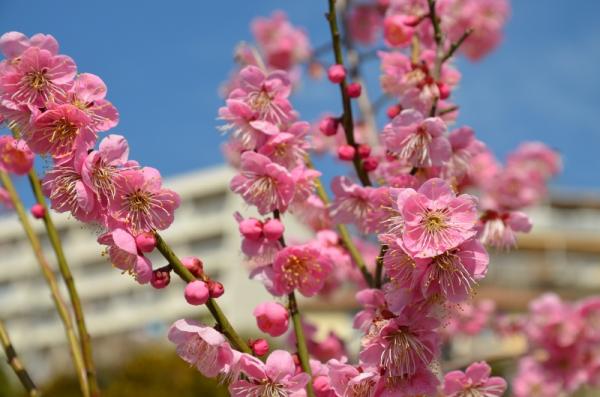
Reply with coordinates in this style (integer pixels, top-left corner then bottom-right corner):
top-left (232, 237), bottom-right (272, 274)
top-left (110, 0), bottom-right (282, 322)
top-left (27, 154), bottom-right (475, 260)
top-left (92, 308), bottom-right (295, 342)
top-left (153, 232), bottom-right (251, 354)
top-left (26, 170), bottom-right (100, 397)
top-left (441, 28), bottom-right (474, 64)
top-left (0, 171), bottom-right (89, 397)
top-left (0, 320), bottom-right (40, 397)
top-left (325, 0), bottom-right (372, 186)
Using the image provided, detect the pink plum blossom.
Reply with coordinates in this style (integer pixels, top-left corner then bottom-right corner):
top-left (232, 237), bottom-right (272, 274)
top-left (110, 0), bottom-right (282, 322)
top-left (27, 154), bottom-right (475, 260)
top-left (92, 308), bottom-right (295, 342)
top-left (251, 11), bottom-right (311, 70)
top-left (41, 150), bottom-right (101, 223)
top-left (382, 109), bottom-right (452, 168)
top-left (98, 228), bottom-right (153, 284)
top-left (28, 103), bottom-right (96, 162)
top-left (0, 46), bottom-right (76, 107)
top-left (0, 31), bottom-right (58, 60)
top-left (254, 244), bottom-right (333, 297)
top-left (109, 167), bottom-right (180, 234)
top-left (478, 210), bottom-right (532, 248)
top-left (328, 359), bottom-right (380, 397)
top-left (229, 350), bottom-right (310, 397)
top-left (168, 319), bottom-right (234, 378)
top-left (0, 135), bottom-right (34, 175)
top-left (81, 134), bottom-right (131, 205)
top-left (347, 5), bottom-right (383, 45)
top-left (230, 151), bottom-right (295, 215)
top-left (400, 178), bottom-right (478, 258)
top-left (443, 361), bottom-right (507, 397)
top-left (219, 65), bottom-right (294, 149)
top-left (68, 73), bottom-right (119, 131)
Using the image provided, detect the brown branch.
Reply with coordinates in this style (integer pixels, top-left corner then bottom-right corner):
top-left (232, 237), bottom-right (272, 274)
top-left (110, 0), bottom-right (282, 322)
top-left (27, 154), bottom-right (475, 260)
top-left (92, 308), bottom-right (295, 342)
top-left (0, 320), bottom-right (40, 397)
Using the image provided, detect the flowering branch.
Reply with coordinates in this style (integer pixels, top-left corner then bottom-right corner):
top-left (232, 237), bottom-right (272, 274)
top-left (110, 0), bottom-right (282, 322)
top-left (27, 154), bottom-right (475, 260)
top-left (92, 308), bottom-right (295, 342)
top-left (0, 170), bottom-right (90, 397)
top-left (25, 168), bottom-right (100, 396)
top-left (153, 232), bottom-right (252, 354)
top-left (0, 320), bottom-right (40, 397)
top-left (325, 0), bottom-right (372, 187)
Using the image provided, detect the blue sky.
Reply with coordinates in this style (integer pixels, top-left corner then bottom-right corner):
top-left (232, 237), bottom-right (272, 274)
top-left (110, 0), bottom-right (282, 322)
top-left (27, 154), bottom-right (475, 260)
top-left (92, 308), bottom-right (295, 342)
top-left (1, 0), bottom-right (599, 197)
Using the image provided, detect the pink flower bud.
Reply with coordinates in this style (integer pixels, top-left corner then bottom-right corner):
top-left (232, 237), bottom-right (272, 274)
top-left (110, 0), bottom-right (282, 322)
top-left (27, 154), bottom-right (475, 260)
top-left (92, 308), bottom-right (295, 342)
top-left (357, 144), bottom-right (371, 159)
top-left (30, 204), bottom-right (45, 219)
top-left (135, 232), bottom-right (156, 253)
top-left (253, 301), bottom-right (290, 337)
top-left (262, 219), bottom-right (284, 241)
top-left (384, 15), bottom-right (415, 47)
top-left (386, 104), bottom-right (402, 119)
top-left (239, 218), bottom-right (263, 240)
top-left (327, 64), bottom-right (346, 84)
top-left (181, 256), bottom-right (204, 278)
top-left (438, 82), bottom-right (451, 99)
top-left (150, 269), bottom-right (171, 289)
top-left (337, 144), bottom-right (356, 161)
top-left (318, 117), bottom-right (339, 136)
top-left (363, 157), bottom-right (379, 172)
top-left (207, 280), bottom-right (224, 298)
top-left (184, 280), bottom-right (209, 305)
top-left (346, 82), bottom-right (362, 98)
top-left (250, 338), bottom-right (270, 356)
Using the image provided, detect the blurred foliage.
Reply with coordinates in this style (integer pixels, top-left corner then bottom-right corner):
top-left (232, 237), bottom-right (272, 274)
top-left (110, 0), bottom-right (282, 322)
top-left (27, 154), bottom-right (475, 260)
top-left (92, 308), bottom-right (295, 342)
top-left (0, 366), bottom-right (17, 396)
top-left (38, 348), bottom-right (229, 397)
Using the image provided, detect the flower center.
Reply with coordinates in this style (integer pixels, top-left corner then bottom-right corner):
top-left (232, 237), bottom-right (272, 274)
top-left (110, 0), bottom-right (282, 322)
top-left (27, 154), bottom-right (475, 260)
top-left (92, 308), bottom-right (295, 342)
top-left (92, 163), bottom-right (118, 198)
top-left (382, 327), bottom-right (431, 377)
top-left (126, 189), bottom-right (152, 213)
top-left (282, 254), bottom-right (309, 288)
top-left (26, 70), bottom-right (48, 91)
top-left (249, 89), bottom-right (273, 113)
top-left (49, 118), bottom-right (79, 145)
top-left (423, 210), bottom-right (447, 232)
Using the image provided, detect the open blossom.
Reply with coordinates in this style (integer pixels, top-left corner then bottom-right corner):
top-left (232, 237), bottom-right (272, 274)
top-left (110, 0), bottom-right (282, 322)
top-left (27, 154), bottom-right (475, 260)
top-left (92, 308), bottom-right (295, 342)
top-left (506, 141), bottom-right (561, 180)
top-left (28, 103), bottom-right (96, 162)
top-left (512, 357), bottom-right (563, 397)
top-left (441, 0), bottom-right (510, 61)
top-left (0, 46), bottom-right (76, 107)
top-left (0, 135), bottom-right (34, 175)
top-left (442, 126), bottom-right (485, 180)
top-left (443, 361), bottom-right (507, 397)
top-left (0, 31), bottom-right (58, 60)
top-left (255, 244), bottom-right (333, 297)
top-left (109, 167), bottom-right (180, 234)
top-left (484, 167), bottom-right (545, 210)
top-left (98, 228), bottom-right (153, 284)
top-left (328, 359), bottom-right (380, 397)
top-left (382, 109), bottom-right (451, 168)
top-left (168, 319), bottom-right (234, 378)
top-left (68, 73), bottom-right (119, 131)
top-left (330, 176), bottom-right (376, 232)
top-left (414, 238), bottom-right (488, 303)
top-left (219, 65), bottom-right (293, 149)
top-left (478, 210), bottom-right (532, 248)
top-left (230, 151), bottom-right (295, 215)
top-left (230, 350), bottom-right (310, 397)
top-left (81, 134), bottom-right (131, 204)
top-left (399, 178), bottom-right (478, 258)
top-left (251, 11), bottom-right (311, 70)
top-left (360, 306), bottom-right (440, 379)
top-left (42, 150), bottom-right (101, 223)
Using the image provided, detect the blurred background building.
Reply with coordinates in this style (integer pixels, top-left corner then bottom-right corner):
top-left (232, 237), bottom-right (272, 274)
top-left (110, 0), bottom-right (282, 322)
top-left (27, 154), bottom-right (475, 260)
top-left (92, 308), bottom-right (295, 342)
top-left (0, 166), bottom-right (599, 385)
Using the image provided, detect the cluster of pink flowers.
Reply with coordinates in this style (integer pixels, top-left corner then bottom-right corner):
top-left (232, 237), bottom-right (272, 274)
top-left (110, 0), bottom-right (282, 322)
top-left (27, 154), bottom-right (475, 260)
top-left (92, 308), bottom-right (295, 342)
top-left (0, 32), bottom-right (181, 284)
top-left (1, 2), bottom-right (578, 397)
top-left (166, 0), bottom-right (561, 395)
top-left (511, 294), bottom-right (600, 396)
